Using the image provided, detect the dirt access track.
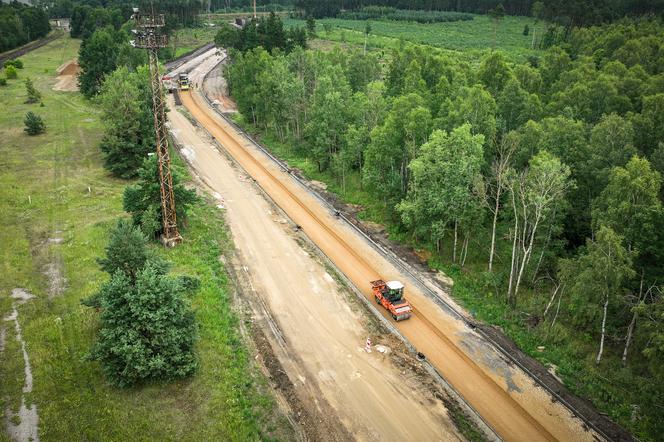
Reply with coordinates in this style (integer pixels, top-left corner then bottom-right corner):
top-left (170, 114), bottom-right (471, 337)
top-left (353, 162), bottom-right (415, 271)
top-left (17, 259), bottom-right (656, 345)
top-left (168, 100), bottom-right (464, 440)
top-left (176, 60), bottom-right (602, 441)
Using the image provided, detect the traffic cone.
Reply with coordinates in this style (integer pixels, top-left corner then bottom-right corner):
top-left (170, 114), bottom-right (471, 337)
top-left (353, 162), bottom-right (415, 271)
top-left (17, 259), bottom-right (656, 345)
top-left (365, 337), bottom-right (372, 353)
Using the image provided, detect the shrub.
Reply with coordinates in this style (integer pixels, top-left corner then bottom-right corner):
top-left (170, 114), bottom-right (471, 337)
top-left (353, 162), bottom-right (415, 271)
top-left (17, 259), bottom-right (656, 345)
top-left (0, 76), bottom-right (6, 86)
top-left (24, 77), bottom-right (41, 104)
top-left (5, 65), bottom-right (17, 79)
top-left (4, 59), bottom-right (24, 69)
top-left (523, 24), bottom-right (530, 36)
top-left (24, 112), bottom-right (45, 135)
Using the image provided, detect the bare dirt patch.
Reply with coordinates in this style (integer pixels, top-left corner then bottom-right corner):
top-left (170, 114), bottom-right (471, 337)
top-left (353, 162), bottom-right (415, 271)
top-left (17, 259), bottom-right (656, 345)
top-left (53, 60), bottom-right (79, 92)
top-left (4, 289), bottom-right (39, 442)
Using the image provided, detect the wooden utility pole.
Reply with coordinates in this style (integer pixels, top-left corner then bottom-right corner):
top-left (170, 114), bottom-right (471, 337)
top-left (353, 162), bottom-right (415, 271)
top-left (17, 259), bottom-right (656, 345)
top-left (133, 7), bottom-right (182, 247)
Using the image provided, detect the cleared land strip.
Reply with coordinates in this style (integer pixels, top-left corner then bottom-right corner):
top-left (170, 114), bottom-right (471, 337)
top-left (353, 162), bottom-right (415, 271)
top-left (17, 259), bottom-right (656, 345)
top-left (179, 88), bottom-right (597, 442)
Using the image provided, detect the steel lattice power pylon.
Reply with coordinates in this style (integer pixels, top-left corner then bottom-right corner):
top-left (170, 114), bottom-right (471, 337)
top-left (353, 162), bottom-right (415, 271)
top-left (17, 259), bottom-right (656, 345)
top-left (133, 8), bottom-right (182, 247)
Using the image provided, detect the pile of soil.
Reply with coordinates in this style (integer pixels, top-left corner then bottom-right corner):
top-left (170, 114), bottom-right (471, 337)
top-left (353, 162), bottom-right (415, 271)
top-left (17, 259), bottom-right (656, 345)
top-left (53, 60), bottom-right (79, 92)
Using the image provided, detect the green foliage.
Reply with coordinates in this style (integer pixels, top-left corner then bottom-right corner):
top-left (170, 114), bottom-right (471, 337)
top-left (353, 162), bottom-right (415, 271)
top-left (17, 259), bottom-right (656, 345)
top-left (98, 66), bottom-right (154, 178)
top-left (87, 259), bottom-right (198, 387)
top-left (218, 14), bottom-right (307, 54)
top-left (558, 226), bottom-right (635, 342)
top-left (97, 218), bottom-right (152, 281)
top-left (523, 24), bottom-right (529, 36)
top-left (4, 59), bottom-right (23, 69)
top-left (592, 156), bottom-right (663, 271)
top-left (0, 3), bottom-right (50, 52)
top-left (123, 156), bottom-right (198, 239)
top-left (398, 125), bottom-right (484, 249)
top-left (78, 27), bottom-right (124, 98)
top-left (24, 77), bottom-right (41, 104)
top-left (0, 76), bottom-right (6, 87)
top-left (340, 7), bottom-right (474, 24)
top-left (23, 111), bottom-right (45, 135)
top-left (4, 65), bottom-right (18, 79)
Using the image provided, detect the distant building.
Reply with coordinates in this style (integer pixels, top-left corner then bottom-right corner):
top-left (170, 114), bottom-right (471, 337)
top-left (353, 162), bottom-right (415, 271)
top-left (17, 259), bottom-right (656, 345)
top-left (50, 18), bottom-right (70, 31)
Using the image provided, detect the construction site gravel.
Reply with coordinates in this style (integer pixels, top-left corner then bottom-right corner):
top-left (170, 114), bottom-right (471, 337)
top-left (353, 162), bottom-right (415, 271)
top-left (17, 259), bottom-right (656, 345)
top-left (168, 49), bottom-right (629, 441)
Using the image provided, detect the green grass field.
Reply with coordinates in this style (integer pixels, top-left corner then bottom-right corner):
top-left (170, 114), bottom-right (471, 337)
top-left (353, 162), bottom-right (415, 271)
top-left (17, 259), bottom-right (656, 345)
top-left (170, 27), bottom-right (219, 59)
top-left (286, 14), bottom-right (542, 61)
top-left (0, 36), bottom-right (290, 441)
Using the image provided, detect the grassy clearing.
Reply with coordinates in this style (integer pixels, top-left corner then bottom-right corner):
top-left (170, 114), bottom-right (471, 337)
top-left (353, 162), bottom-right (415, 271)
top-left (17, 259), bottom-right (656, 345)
top-left (286, 14), bottom-right (542, 62)
top-left (168, 27), bottom-right (218, 59)
top-left (0, 36), bottom-right (289, 441)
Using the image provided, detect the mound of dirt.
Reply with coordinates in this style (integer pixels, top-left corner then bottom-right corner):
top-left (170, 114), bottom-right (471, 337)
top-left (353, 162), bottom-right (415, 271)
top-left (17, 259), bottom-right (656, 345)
top-left (53, 59), bottom-right (80, 92)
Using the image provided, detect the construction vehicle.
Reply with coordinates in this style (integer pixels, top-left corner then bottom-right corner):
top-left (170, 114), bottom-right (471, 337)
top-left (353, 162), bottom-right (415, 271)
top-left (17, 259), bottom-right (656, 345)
top-left (178, 73), bottom-right (190, 90)
top-left (162, 74), bottom-right (175, 93)
top-left (371, 279), bottom-right (413, 321)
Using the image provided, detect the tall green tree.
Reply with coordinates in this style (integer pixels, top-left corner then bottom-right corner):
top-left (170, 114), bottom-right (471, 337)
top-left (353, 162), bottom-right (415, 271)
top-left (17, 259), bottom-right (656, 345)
top-left (78, 27), bottom-right (122, 98)
top-left (88, 260), bottom-right (198, 387)
top-left (363, 93), bottom-right (432, 213)
top-left (507, 151), bottom-right (572, 306)
top-left (587, 113), bottom-right (637, 196)
top-left (559, 226), bottom-right (635, 364)
top-left (98, 66), bottom-right (154, 178)
top-left (592, 156), bottom-right (663, 272)
top-left (478, 51), bottom-right (512, 96)
top-left (397, 125), bottom-right (484, 262)
top-left (123, 157), bottom-right (198, 239)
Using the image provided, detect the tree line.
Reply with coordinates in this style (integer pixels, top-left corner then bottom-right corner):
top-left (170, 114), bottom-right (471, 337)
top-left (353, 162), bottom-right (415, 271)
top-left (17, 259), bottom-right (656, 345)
top-left (296, 0), bottom-right (664, 25)
top-left (223, 16), bottom-right (664, 437)
top-left (0, 2), bottom-right (50, 53)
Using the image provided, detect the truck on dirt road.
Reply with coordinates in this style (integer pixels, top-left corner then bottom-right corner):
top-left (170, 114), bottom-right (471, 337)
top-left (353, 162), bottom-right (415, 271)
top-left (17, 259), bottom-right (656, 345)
top-left (178, 73), bottom-right (190, 90)
top-left (371, 279), bottom-right (413, 321)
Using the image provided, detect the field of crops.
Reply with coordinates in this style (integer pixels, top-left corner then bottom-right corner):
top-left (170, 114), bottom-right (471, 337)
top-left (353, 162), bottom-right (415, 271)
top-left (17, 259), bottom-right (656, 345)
top-left (287, 14), bottom-right (540, 60)
top-left (340, 6), bottom-right (474, 23)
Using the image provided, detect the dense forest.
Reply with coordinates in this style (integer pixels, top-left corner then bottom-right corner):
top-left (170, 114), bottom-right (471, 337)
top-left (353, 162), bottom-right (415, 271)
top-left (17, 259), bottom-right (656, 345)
top-left (42, 0), bottom-right (206, 29)
top-left (0, 2), bottom-right (50, 53)
top-left (222, 15), bottom-right (664, 438)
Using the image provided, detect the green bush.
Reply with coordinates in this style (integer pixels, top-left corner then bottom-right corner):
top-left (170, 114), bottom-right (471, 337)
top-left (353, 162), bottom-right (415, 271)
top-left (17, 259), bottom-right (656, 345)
top-left (24, 111), bottom-right (45, 135)
top-left (0, 76), bottom-right (6, 86)
top-left (5, 65), bottom-right (18, 79)
top-left (4, 58), bottom-right (24, 69)
top-left (123, 156), bottom-right (197, 238)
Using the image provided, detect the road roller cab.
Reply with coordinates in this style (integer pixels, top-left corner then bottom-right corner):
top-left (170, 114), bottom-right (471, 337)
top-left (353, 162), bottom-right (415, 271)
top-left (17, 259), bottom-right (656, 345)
top-left (371, 279), bottom-right (413, 321)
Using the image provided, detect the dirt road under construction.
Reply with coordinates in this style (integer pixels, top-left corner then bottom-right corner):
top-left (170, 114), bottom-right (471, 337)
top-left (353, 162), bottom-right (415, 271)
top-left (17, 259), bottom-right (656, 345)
top-left (169, 99), bottom-right (463, 441)
top-left (175, 57), bottom-right (599, 441)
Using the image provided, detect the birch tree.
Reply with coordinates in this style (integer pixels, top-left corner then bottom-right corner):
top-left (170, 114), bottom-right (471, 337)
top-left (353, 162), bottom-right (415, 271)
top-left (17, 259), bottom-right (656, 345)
top-left (507, 151), bottom-right (572, 306)
top-left (486, 132), bottom-right (517, 272)
top-left (558, 226), bottom-right (635, 365)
